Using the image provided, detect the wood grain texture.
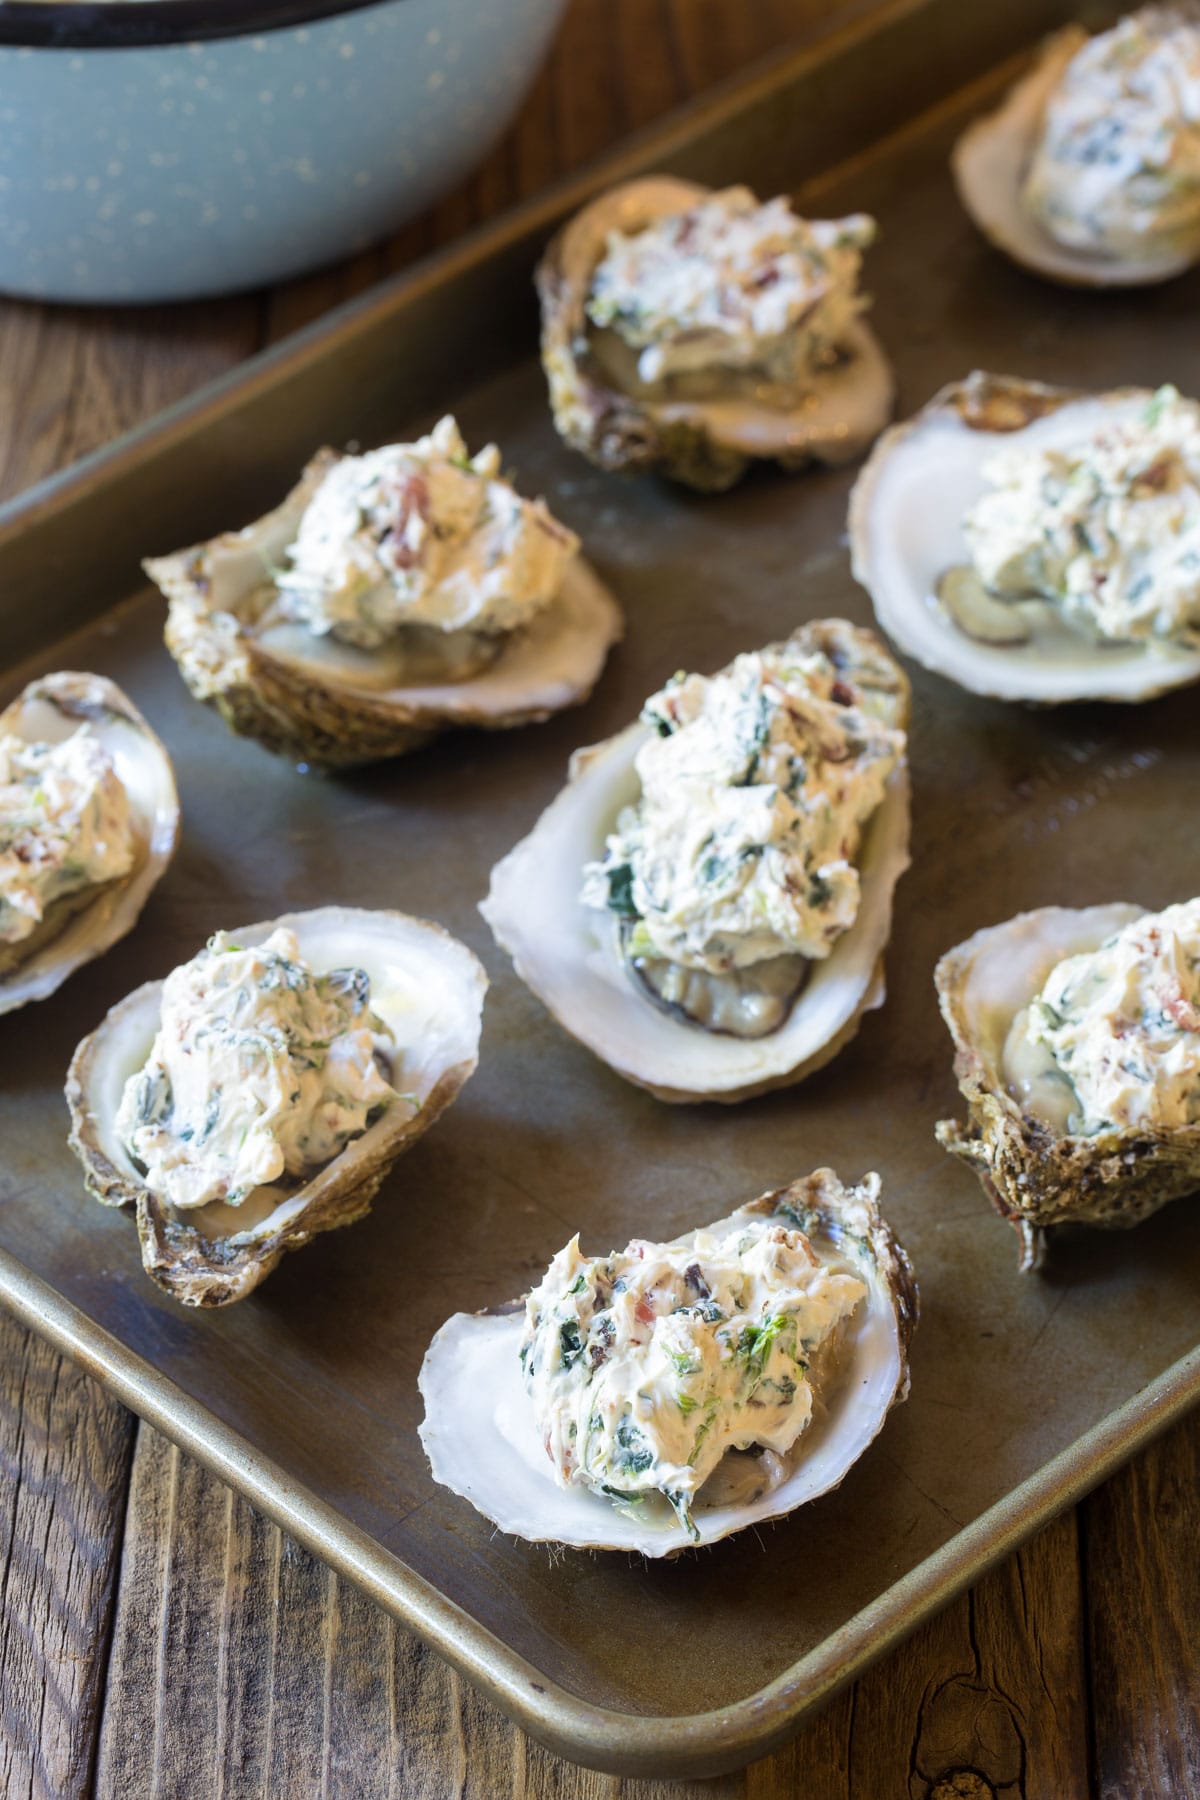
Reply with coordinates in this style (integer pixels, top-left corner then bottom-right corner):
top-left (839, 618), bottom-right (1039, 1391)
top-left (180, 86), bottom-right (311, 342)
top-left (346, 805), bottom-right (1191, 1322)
top-left (0, 0), bottom-right (1197, 1795)
top-left (0, 1310), bottom-right (133, 1800)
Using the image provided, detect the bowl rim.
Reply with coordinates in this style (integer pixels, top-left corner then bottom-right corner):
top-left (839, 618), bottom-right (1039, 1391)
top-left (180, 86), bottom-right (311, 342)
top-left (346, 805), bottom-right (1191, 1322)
top-left (0, 0), bottom-right (401, 51)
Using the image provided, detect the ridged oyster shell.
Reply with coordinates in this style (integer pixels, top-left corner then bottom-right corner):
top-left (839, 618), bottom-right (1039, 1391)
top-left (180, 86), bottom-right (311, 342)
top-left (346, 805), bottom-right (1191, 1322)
top-left (934, 903), bottom-right (1200, 1268)
top-left (849, 372), bottom-right (1200, 703)
top-left (536, 175), bottom-right (894, 492)
top-left (0, 672), bottom-right (179, 1016)
top-left (952, 25), bottom-right (1199, 288)
top-left (417, 1169), bottom-right (916, 1555)
top-left (146, 452), bottom-right (623, 769)
top-left (66, 906), bottom-right (486, 1307)
top-left (480, 621), bottom-right (911, 1103)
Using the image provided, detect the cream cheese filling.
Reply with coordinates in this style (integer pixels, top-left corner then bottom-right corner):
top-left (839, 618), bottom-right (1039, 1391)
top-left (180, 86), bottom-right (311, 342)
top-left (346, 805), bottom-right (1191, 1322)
top-left (585, 186), bottom-right (875, 389)
top-left (0, 727), bottom-right (136, 948)
top-left (1022, 6), bottom-right (1200, 259)
top-left (117, 928), bottom-right (398, 1209)
top-left (276, 416), bottom-right (579, 651)
top-left (1006, 898), bottom-right (1200, 1135)
top-left (519, 1210), bottom-right (866, 1537)
top-left (963, 386), bottom-right (1200, 646)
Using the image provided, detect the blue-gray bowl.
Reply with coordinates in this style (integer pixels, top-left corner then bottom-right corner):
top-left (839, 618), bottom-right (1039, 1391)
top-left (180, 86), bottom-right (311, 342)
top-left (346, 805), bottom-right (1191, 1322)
top-left (0, 0), bottom-right (568, 302)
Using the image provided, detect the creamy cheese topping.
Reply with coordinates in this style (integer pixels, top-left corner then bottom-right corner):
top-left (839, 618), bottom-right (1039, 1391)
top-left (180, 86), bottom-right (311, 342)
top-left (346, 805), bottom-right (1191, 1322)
top-left (1013, 898), bottom-right (1200, 1135)
top-left (585, 186), bottom-right (875, 385)
top-left (581, 631), bottom-right (904, 974)
top-left (519, 1207), bottom-right (866, 1537)
top-left (0, 728), bottom-right (136, 948)
top-left (277, 416), bottom-right (579, 651)
top-left (1022, 8), bottom-right (1200, 258)
top-left (963, 386), bottom-right (1200, 645)
top-left (117, 928), bottom-right (398, 1209)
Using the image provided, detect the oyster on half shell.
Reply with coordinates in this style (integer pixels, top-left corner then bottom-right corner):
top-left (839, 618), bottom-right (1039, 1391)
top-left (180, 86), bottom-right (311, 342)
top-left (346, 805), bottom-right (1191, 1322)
top-left (536, 176), bottom-right (895, 492)
top-left (480, 620), bottom-right (911, 1103)
top-left (418, 1169), bottom-right (916, 1556)
top-left (0, 672), bottom-right (179, 1017)
top-left (147, 448), bottom-right (623, 769)
top-left (935, 903), bottom-right (1200, 1269)
top-left (849, 372), bottom-right (1200, 704)
top-left (952, 22), bottom-right (1200, 288)
top-left (66, 906), bottom-right (486, 1307)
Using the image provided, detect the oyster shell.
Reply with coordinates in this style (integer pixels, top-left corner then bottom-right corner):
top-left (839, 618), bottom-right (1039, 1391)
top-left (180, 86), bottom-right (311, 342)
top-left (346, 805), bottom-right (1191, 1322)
top-left (417, 1169), bottom-right (916, 1555)
top-left (146, 451), bottom-right (623, 769)
top-left (480, 622), bottom-right (911, 1103)
top-left (952, 25), bottom-right (1199, 288)
top-left (536, 175), bottom-right (894, 492)
top-left (66, 906), bottom-right (486, 1307)
top-left (849, 372), bottom-right (1200, 702)
top-left (934, 902), bottom-right (1200, 1268)
top-left (0, 672), bottom-right (179, 1016)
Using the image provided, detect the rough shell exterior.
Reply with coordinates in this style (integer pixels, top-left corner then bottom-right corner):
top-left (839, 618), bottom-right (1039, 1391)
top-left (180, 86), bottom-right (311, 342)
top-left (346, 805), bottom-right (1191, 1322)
top-left (66, 907), bottom-right (486, 1307)
top-left (536, 175), bottom-right (891, 492)
top-left (934, 905), bottom-right (1200, 1270)
top-left (148, 452), bottom-right (622, 769)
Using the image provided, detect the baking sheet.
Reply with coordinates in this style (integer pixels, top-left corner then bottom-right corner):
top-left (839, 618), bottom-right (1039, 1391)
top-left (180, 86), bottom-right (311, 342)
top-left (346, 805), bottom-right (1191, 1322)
top-left (1, 0), bottom-right (1198, 1777)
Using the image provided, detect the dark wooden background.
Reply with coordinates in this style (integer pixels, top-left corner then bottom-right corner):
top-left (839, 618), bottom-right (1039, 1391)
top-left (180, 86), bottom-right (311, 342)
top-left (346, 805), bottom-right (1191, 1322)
top-left (1, 3), bottom-right (1197, 1793)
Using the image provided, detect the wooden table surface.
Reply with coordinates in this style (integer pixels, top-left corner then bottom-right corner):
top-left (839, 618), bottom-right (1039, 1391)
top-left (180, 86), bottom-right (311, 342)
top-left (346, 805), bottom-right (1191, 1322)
top-left (1, 3), bottom-right (1197, 1794)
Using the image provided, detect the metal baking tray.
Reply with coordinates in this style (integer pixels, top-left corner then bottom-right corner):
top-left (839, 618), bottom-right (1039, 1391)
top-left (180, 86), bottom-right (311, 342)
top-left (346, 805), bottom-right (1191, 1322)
top-left (2, 0), bottom-right (1198, 1778)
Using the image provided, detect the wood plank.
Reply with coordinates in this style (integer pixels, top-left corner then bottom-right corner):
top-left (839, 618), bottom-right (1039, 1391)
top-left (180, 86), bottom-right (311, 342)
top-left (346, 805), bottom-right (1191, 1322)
top-left (0, 1309), bottom-right (134, 1800)
top-left (1085, 1411), bottom-right (1200, 1799)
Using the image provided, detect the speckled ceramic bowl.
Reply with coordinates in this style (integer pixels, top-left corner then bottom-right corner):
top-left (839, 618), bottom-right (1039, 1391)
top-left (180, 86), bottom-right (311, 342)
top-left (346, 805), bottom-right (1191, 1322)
top-left (0, 0), bottom-right (568, 303)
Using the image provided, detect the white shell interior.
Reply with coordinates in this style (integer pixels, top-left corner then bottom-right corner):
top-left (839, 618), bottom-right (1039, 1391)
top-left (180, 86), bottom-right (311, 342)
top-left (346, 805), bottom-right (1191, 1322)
top-left (78, 907), bottom-right (485, 1244)
top-left (851, 389), bottom-right (1200, 702)
top-left (651, 319), bottom-right (894, 462)
top-left (952, 28), bottom-right (1197, 289)
top-left (944, 901), bottom-right (1144, 1072)
top-left (481, 723), bottom-right (910, 1099)
top-left (0, 674), bottom-right (179, 1016)
top-left (417, 1206), bottom-right (906, 1555)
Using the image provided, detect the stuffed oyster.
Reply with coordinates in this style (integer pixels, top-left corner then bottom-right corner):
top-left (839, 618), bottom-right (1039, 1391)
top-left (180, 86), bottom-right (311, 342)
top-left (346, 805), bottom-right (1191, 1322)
top-left (147, 416), bottom-right (622, 768)
top-left (67, 907), bottom-right (485, 1306)
top-left (849, 372), bottom-right (1200, 703)
top-left (0, 672), bottom-right (178, 1016)
top-left (953, 7), bottom-right (1200, 287)
top-left (481, 618), bottom-right (910, 1103)
top-left (936, 899), bottom-right (1200, 1269)
top-left (536, 176), bottom-right (894, 491)
top-left (418, 1169), bottom-right (916, 1555)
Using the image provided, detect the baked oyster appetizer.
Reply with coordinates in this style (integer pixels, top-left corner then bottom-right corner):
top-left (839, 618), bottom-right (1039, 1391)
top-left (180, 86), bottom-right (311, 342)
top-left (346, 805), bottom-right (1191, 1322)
top-left (67, 907), bottom-right (485, 1306)
top-left (953, 7), bottom-right (1200, 287)
top-left (936, 899), bottom-right (1200, 1268)
top-left (481, 619), bottom-right (910, 1102)
top-left (419, 1169), bottom-right (915, 1554)
top-left (536, 176), bottom-right (894, 491)
top-left (146, 416), bottom-right (623, 768)
top-left (0, 672), bottom-right (178, 1016)
top-left (850, 373), bottom-right (1200, 702)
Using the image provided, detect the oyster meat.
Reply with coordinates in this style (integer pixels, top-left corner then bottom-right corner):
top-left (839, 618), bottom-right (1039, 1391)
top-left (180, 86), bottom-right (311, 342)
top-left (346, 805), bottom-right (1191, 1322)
top-left (536, 176), bottom-right (895, 491)
top-left (0, 672), bottom-right (178, 1016)
top-left (953, 10), bottom-right (1200, 287)
top-left (67, 906), bottom-right (486, 1306)
top-left (481, 619), bottom-right (911, 1103)
top-left (936, 900), bottom-right (1200, 1268)
top-left (418, 1169), bottom-right (916, 1555)
top-left (146, 416), bottom-right (622, 768)
top-left (849, 372), bottom-right (1200, 703)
